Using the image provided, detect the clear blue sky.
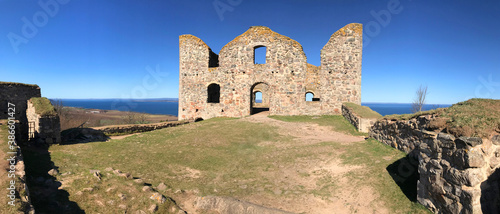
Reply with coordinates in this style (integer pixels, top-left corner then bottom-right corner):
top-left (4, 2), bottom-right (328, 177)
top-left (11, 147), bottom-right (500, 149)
top-left (1, 0), bottom-right (499, 104)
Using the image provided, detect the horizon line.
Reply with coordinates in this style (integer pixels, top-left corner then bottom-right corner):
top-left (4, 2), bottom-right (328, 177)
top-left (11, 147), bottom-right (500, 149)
top-left (48, 98), bottom-right (454, 105)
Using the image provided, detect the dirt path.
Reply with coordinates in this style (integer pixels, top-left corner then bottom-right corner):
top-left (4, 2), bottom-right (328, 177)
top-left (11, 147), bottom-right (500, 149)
top-left (178, 113), bottom-right (387, 214)
top-left (242, 111), bottom-right (365, 145)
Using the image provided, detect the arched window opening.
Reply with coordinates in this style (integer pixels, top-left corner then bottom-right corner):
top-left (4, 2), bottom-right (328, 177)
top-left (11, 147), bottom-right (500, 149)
top-left (207, 84), bottom-right (220, 103)
top-left (305, 92), bottom-right (314, 102)
top-left (254, 91), bottom-right (263, 103)
top-left (254, 46), bottom-right (266, 64)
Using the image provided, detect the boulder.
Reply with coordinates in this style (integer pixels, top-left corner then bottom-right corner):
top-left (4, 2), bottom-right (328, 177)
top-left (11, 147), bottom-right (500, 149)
top-left (48, 168), bottom-right (59, 176)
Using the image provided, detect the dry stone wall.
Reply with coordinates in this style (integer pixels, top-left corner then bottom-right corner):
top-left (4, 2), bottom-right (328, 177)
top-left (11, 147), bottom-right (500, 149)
top-left (370, 116), bottom-right (500, 213)
top-left (26, 99), bottom-right (61, 144)
top-left (341, 103), bottom-right (377, 133)
top-left (93, 120), bottom-right (190, 135)
top-left (179, 24), bottom-right (363, 120)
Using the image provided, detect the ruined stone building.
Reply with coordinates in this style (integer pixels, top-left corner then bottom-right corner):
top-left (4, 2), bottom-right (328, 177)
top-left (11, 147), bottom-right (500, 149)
top-left (0, 82), bottom-right (60, 144)
top-left (179, 23), bottom-right (362, 121)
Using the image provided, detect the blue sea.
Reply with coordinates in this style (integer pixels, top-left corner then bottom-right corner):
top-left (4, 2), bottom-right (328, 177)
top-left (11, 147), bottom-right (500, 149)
top-left (55, 99), bottom-right (451, 117)
top-left (57, 99), bottom-right (179, 116)
top-left (362, 103), bottom-right (452, 116)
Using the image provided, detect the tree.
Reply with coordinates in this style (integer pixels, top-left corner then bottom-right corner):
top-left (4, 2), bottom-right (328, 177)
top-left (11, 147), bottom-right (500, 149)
top-left (122, 111), bottom-right (137, 124)
top-left (412, 85), bottom-right (428, 113)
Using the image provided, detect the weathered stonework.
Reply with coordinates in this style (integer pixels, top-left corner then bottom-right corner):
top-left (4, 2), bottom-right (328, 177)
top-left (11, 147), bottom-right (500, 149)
top-left (27, 99), bottom-right (61, 144)
top-left (0, 82), bottom-right (41, 143)
top-left (341, 103), bottom-right (378, 133)
top-left (370, 116), bottom-right (500, 213)
top-left (93, 120), bottom-right (190, 135)
top-left (179, 24), bottom-right (362, 120)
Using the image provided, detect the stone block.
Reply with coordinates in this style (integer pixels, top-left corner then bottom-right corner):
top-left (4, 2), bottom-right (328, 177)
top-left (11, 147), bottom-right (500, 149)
top-left (460, 187), bottom-right (481, 213)
top-left (438, 132), bottom-right (456, 148)
top-left (463, 168), bottom-right (485, 187)
top-left (490, 147), bottom-right (500, 168)
top-left (464, 148), bottom-right (485, 168)
top-left (456, 136), bottom-right (483, 147)
top-left (492, 135), bottom-right (500, 145)
top-left (444, 168), bottom-right (467, 186)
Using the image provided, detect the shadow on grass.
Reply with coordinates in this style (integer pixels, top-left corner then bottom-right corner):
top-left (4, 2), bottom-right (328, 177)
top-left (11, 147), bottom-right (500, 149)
top-left (386, 154), bottom-right (419, 202)
top-left (60, 128), bottom-right (110, 145)
top-left (21, 143), bottom-right (84, 213)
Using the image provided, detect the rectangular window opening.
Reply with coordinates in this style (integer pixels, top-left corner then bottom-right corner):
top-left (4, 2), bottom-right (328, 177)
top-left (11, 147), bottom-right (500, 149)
top-left (254, 46), bottom-right (266, 64)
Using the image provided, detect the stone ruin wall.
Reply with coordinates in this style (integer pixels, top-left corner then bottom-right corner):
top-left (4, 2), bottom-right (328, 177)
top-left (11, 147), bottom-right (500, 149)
top-left (26, 99), bottom-right (61, 144)
top-left (341, 103), bottom-right (377, 133)
top-left (179, 24), bottom-right (362, 121)
top-left (370, 116), bottom-right (500, 213)
top-left (0, 82), bottom-right (41, 142)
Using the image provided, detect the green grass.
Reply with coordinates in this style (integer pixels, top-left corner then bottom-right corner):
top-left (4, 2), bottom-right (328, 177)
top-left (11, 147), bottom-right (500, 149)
top-left (0, 81), bottom-right (39, 87)
top-left (441, 99), bottom-right (500, 137)
top-left (383, 98), bottom-right (500, 137)
top-left (0, 122), bottom-right (30, 213)
top-left (269, 115), bottom-right (368, 136)
top-left (30, 97), bottom-right (57, 116)
top-left (344, 102), bottom-right (382, 119)
top-left (43, 116), bottom-right (432, 213)
top-left (382, 108), bottom-right (445, 121)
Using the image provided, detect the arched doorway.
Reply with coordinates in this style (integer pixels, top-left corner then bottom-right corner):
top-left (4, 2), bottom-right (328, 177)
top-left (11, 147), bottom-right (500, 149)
top-left (250, 82), bottom-right (270, 115)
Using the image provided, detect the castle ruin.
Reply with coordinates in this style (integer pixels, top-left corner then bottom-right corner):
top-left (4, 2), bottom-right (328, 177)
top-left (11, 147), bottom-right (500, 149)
top-left (179, 23), bottom-right (363, 120)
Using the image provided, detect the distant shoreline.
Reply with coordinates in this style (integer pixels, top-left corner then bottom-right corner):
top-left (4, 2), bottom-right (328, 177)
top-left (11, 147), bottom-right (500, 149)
top-left (50, 98), bottom-right (179, 102)
top-left (54, 99), bottom-right (180, 116)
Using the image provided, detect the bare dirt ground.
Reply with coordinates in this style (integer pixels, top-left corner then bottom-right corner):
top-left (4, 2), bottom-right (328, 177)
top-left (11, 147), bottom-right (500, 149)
top-left (176, 112), bottom-right (389, 214)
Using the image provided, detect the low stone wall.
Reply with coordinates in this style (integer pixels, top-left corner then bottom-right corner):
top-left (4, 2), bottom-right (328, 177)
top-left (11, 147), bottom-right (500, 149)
top-left (93, 121), bottom-right (190, 135)
top-left (341, 103), bottom-right (377, 133)
top-left (3, 120), bottom-right (35, 213)
top-left (12, 141), bottom-right (35, 213)
top-left (370, 116), bottom-right (500, 213)
top-left (26, 99), bottom-right (61, 144)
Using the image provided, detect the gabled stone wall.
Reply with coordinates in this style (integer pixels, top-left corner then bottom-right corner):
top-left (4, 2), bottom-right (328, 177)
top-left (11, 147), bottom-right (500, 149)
top-left (370, 116), bottom-right (500, 213)
top-left (179, 24), bottom-right (363, 121)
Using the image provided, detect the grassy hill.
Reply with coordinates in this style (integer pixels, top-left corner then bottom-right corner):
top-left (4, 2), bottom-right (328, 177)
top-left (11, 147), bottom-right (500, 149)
top-left (19, 115), bottom-right (431, 213)
top-left (384, 98), bottom-right (500, 137)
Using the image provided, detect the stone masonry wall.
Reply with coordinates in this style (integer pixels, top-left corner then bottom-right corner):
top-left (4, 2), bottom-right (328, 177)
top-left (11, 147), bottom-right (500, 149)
top-left (0, 82), bottom-right (41, 143)
top-left (179, 24), bottom-right (363, 121)
top-left (370, 116), bottom-right (500, 213)
top-left (341, 103), bottom-right (377, 133)
top-left (27, 99), bottom-right (61, 144)
top-left (321, 24), bottom-right (363, 113)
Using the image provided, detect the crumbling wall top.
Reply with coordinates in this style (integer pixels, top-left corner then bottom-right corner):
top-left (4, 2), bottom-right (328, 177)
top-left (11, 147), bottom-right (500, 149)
top-left (0, 81), bottom-right (39, 88)
top-left (179, 34), bottom-right (210, 49)
top-left (220, 26), bottom-right (305, 56)
top-left (330, 23), bottom-right (363, 38)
